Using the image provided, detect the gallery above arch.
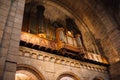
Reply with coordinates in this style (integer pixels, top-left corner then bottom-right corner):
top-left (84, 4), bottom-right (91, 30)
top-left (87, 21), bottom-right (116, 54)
top-left (20, 0), bottom-right (109, 66)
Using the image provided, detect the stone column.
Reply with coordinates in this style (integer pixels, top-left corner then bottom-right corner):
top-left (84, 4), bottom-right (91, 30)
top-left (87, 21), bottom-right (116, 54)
top-left (0, 0), bottom-right (12, 45)
top-left (0, 0), bottom-right (25, 80)
top-left (0, 0), bottom-right (12, 79)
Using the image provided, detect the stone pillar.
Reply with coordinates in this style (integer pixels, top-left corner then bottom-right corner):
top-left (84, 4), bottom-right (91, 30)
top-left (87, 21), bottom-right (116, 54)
top-left (0, 0), bottom-right (12, 46)
top-left (36, 5), bottom-right (45, 34)
top-left (0, 0), bottom-right (25, 80)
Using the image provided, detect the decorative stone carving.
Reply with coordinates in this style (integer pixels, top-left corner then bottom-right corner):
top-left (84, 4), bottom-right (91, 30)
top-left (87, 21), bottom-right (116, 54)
top-left (19, 46), bottom-right (108, 73)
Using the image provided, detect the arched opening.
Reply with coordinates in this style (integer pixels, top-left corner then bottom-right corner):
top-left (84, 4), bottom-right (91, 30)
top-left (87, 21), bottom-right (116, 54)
top-left (57, 73), bottom-right (80, 80)
top-left (16, 64), bottom-right (45, 80)
top-left (93, 77), bottom-right (104, 80)
top-left (16, 70), bottom-right (39, 80)
top-left (20, 0), bottom-right (108, 67)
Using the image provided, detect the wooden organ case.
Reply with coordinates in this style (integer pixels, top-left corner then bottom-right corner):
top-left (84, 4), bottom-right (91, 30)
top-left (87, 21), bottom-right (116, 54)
top-left (20, 26), bottom-right (85, 60)
top-left (56, 28), bottom-right (84, 59)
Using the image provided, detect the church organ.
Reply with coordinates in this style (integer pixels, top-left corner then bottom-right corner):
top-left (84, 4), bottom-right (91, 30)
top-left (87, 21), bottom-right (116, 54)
top-left (20, 4), bottom-right (108, 65)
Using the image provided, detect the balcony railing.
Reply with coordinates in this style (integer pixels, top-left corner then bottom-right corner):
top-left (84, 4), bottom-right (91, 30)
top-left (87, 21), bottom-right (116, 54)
top-left (20, 31), bottom-right (108, 66)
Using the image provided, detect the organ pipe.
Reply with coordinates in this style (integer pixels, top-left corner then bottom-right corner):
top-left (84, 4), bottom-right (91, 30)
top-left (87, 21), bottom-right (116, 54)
top-left (76, 34), bottom-right (83, 47)
top-left (36, 5), bottom-right (45, 34)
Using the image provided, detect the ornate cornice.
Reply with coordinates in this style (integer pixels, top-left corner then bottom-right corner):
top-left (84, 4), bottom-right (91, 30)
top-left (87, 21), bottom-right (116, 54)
top-left (19, 46), bottom-right (108, 73)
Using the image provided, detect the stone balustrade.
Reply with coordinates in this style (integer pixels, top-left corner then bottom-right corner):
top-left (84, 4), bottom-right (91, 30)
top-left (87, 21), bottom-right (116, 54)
top-left (85, 52), bottom-right (108, 64)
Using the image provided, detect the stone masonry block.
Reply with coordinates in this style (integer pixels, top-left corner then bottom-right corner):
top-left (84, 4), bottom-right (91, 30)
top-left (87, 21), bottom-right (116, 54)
top-left (0, 2), bottom-right (10, 11)
top-left (12, 27), bottom-right (21, 35)
top-left (5, 61), bottom-right (16, 72)
top-left (14, 17), bottom-right (23, 24)
top-left (16, 9), bottom-right (24, 17)
top-left (0, 30), bottom-right (3, 38)
top-left (5, 26), bottom-right (12, 33)
top-left (8, 45), bottom-right (19, 52)
top-left (3, 71), bottom-right (15, 80)
top-left (6, 54), bottom-right (17, 62)
top-left (0, 57), bottom-right (6, 66)
top-left (18, 1), bottom-right (25, 8)
top-left (1, 39), bottom-right (10, 48)
top-left (0, 65), bottom-right (4, 76)
top-left (9, 39), bottom-right (20, 48)
top-left (14, 23), bottom-right (22, 29)
top-left (9, 10), bottom-right (16, 17)
top-left (0, 47), bottom-right (8, 57)
top-left (2, 32), bottom-right (11, 40)
top-left (0, 16), bottom-right (7, 23)
top-left (6, 21), bottom-right (14, 27)
top-left (0, 22), bottom-right (6, 30)
top-left (12, 0), bottom-right (18, 7)
top-left (8, 50), bottom-right (19, 56)
top-left (11, 33), bottom-right (21, 41)
top-left (8, 16), bottom-right (15, 22)
top-left (0, 9), bottom-right (8, 16)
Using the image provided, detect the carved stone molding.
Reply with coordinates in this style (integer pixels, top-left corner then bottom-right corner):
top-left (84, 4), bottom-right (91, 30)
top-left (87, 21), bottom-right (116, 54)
top-left (19, 46), bottom-right (108, 73)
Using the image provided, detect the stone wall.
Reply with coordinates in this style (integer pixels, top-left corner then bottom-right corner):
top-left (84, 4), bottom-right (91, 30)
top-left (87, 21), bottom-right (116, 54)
top-left (0, 0), bottom-right (120, 80)
top-left (17, 46), bottom-right (109, 80)
top-left (109, 62), bottom-right (120, 80)
top-left (54, 0), bottom-right (120, 64)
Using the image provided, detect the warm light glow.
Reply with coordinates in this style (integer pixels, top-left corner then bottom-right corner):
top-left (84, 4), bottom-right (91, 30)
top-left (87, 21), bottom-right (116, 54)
top-left (15, 70), bottom-right (38, 80)
top-left (15, 73), bottom-right (31, 80)
top-left (68, 31), bottom-right (72, 35)
top-left (115, 57), bottom-right (120, 62)
top-left (38, 33), bottom-right (46, 38)
top-left (60, 76), bottom-right (74, 80)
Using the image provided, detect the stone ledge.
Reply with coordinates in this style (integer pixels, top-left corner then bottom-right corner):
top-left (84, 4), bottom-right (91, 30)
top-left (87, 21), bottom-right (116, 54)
top-left (19, 46), bottom-right (108, 73)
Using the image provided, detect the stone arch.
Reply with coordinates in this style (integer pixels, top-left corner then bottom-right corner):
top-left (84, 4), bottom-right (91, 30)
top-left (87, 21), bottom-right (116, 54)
top-left (25, 0), bottom-right (86, 32)
top-left (16, 64), bottom-right (46, 80)
top-left (43, 0), bottom-right (101, 53)
top-left (43, 0), bottom-right (85, 31)
top-left (56, 72), bottom-right (81, 80)
top-left (93, 76), bottom-right (104, 80)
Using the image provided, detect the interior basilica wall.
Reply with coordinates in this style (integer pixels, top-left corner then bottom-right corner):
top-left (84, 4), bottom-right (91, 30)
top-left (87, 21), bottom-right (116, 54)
top-left (45, 1), bottom-right (120, 79)
top-left (0, 0), bottom-right (120, 80)
top-left (54, 0), bottom-right (120, 64)
top-left (52, 1), bottom-right (120, 79)
top-left (16, 46), bottom-right (109, 80)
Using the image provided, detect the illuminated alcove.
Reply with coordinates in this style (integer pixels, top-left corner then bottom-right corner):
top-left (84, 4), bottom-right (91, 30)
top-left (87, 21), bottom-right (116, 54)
top-left (57, 73), bottom-right (80, 80)
top-left (15, 65), bottom-right (45, 80)
top-left (16, 70), bottom-right (39, 80)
